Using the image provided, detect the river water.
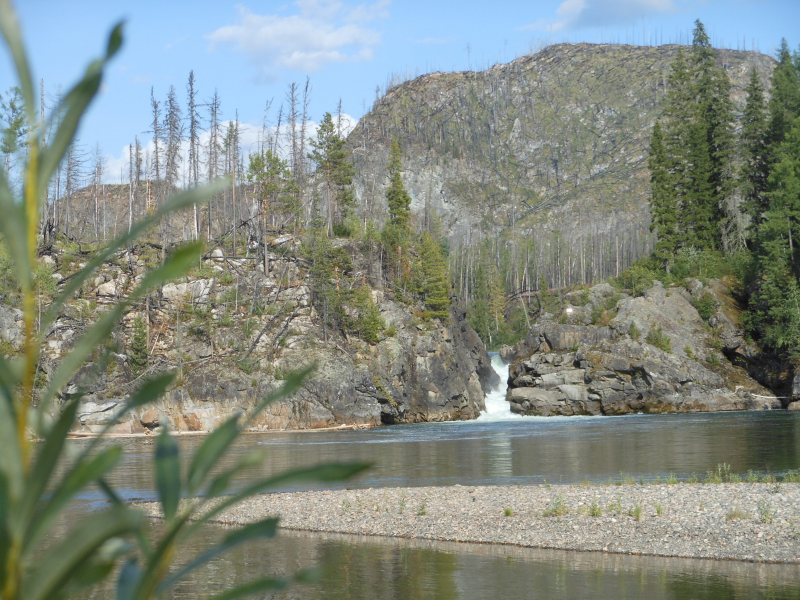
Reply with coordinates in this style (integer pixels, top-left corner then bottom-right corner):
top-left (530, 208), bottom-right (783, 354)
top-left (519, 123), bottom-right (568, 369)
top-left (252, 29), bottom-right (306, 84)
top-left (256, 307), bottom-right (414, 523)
top-left (77, 356), bottom-right (800, 598)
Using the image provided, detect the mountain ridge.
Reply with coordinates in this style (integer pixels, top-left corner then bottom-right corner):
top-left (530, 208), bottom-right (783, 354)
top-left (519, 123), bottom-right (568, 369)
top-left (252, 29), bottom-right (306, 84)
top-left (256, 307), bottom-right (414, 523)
top-left (346, 42), bottom-right (776, 286)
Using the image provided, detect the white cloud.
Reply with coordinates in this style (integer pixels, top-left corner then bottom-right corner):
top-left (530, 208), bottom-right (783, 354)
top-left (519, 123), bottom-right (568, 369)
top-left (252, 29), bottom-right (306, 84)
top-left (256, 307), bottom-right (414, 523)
top-left (522, 0), bottom-right (675, 33)
top-left (206, 1), bottom-right (388, 74)
top-left (410, 36), bottom-right (454, 45)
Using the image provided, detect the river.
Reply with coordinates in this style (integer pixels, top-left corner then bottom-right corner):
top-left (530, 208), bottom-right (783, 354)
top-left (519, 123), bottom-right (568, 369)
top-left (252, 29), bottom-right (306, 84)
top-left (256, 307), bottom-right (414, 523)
top-left (76, 356), bottom-right (800, 598)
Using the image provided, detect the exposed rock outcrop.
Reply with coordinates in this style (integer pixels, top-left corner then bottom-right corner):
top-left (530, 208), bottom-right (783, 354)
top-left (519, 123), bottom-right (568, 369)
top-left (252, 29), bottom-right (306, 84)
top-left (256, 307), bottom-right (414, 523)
top-left (503, 281), bottom-right (783, 416)
top-left (2, 239), bottom-right (496, 434)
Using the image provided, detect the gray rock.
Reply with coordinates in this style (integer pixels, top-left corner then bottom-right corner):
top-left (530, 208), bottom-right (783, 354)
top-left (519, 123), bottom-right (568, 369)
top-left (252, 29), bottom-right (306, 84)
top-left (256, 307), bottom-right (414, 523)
top-left (507, 282), bottom-right (781, 417)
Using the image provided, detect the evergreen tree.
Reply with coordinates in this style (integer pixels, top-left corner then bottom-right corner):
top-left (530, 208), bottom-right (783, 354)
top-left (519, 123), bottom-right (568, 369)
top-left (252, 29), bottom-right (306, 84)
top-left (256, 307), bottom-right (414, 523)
top-left (354, 284), bottom-right (385, 343)
top-left (130, 316), bottom-right (149, 378)
top-left (308, 112), bottom-right (355, 237)
top-left (649, 121), bottom-right (678, 266)
top-left (419, 232), bottom-right (450, 318)
top-left (686, 120), bottom-right (717, 248)
top-left (385, 138), bottom-right (411, 228)
top-left (767, 40), bottom-right (800, 162)
top-left (740, 66), bottom-right (770, 229)
top-left (747, 116), bottom-right (800, 356)
top-left (689, 20), bottom-right (735, 247)
top-left (163, 85), bottom-right (183, 190)
top-left (0, 86), bottom-right (26, 177)
top-left (649, 21), bottom-right (735, 256)
top-left (691, 20), bottom-right (736, 207)
top-left (660, 48), bottom-right (694, 248)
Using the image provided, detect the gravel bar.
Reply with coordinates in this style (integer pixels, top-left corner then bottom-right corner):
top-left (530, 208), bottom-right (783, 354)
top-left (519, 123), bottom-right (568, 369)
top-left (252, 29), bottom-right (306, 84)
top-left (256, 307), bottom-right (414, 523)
top-left (142, 483), bottom-right (800, 564)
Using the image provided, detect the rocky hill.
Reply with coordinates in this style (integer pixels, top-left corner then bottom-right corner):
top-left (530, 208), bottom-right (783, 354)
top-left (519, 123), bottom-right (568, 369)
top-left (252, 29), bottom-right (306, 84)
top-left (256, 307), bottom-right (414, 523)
top-left (0, 239), bottom-right (497, 434)
top-left (499, 279), bottom-right (796, 416)
top-left (347, 43), bottom-right (775, 285)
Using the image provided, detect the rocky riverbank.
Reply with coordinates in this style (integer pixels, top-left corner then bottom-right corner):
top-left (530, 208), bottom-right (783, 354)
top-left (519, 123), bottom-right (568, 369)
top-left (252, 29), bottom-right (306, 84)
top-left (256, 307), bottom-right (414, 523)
top-left (141, 483), bottom-right (800, 564)
top-left (0, 237), bottom-right (497, 434)
top-left (500, 280), bottom-right (793, 416)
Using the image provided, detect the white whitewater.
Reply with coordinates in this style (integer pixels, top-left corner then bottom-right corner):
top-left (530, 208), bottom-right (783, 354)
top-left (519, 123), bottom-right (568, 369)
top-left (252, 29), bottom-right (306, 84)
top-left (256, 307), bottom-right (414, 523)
top-left (476, 354), bottom-right (522, 422)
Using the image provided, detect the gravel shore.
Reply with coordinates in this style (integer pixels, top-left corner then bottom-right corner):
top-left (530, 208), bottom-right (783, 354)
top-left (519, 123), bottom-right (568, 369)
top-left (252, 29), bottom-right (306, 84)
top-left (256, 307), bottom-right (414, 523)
top-left (142, 483), bottom-right (800, 564)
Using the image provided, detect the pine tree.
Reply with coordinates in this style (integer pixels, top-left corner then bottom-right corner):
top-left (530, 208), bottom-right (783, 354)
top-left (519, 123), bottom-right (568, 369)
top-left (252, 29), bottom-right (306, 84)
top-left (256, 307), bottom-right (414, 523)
top-left (355, 284), bottom-right (385, 343)
top-left (767, 40), bottom-right (800, 163)
top-left (649, 22), bottom-right (735, 255)
top-left (163, 85), bottom-right (183, 191)
top-left (649, 120), bottom-right (678, 266)
top-left (0, 86), bottom-right (27, 177)
top-left (748, 116), bottom-right (800, 356)
top-left (308, 112), bottom-right (355, 236)
top-left (741, 66), bottom-right (770, 229)
top-left (660, 48), bottom-right (694, 248)
top-left (690, 20), bottom-right (735, 247)
top-left (386, 138), bottom-right (411, 228)
top-left (419, 232), bottom-right (450, 318)
top-left (686, 120), bottom-right (717, 248)
top-left (130, 315), bottom-right (149, 378)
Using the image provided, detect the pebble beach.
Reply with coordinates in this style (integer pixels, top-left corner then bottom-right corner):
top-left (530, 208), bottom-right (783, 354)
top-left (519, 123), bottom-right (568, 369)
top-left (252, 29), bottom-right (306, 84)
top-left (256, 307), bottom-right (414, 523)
top-left (142, 483), bottom-right (800, 564)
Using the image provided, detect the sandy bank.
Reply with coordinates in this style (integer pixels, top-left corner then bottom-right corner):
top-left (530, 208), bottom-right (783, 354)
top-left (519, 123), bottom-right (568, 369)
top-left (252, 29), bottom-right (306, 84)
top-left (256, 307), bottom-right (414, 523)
top-left (142, 483), bottom-right (800, 564)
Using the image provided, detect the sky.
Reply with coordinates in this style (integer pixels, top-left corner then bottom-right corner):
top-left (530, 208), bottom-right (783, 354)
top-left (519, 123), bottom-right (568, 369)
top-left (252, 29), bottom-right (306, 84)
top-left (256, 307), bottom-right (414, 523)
top-left (1, 0), bottom-right (799, 183)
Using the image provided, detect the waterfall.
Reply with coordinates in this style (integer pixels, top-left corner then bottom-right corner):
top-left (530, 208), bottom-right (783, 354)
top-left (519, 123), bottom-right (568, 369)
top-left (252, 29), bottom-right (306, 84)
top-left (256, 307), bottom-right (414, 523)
top-left (476, 354), bottom-right (521, 421)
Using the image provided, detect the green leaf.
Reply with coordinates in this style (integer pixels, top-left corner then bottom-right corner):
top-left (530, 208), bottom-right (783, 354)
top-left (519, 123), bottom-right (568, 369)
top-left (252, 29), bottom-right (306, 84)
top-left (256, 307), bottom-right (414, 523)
top-left (186, 416), bottom-right (240, 495)
top-left (38, 241), bottom-right (203, 418)
top-left (204, 450), bottom-right (266, 499)
top-left (0, 358), bottom-right (22, 500)
top-left (188, 462), bottom-right (371, 532)
top-left (41, 179), bottom-right (226, 335)
top-left (0, 471), bottom-right (9, 592)
top-left (206, 577), bottom-right (289, 600)
top-left (0, 167), bottom-right (32, 294)
top-left (72, 538), bottom-right (133, 588)
top-left (0, 0), bottom-right (35, 120)
top-left (16, 399), bottom-right (80, 541)
top-left (155, 428), bottom-right (181, 523)
top-left (37, 59), bottom-right (104, 202)
top-left (156, 518), bottom-right (279, 595)
top-left (36, 22), bottom-right (126, 203)
top-left (115, 559), bottom-right (142, 600)
top-left (75, 372), bottom-right (175, 462)
top-left (106, 21), bottom-right (124, 58)
top-left (244, 365), bottom-right (316, 427)
top-left (20, 506), bottom-right (142, 600)
top-left (23, 446), bottom-right (122, 558)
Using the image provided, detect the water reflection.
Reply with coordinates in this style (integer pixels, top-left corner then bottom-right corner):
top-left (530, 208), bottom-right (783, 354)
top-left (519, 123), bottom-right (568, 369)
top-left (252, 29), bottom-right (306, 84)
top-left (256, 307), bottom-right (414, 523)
top-left (74, 411), bottom-right (800, 504)
top-left (67, 411), bottom-right (800, 598)
top-left (86, 528), bottom-right (800, 600)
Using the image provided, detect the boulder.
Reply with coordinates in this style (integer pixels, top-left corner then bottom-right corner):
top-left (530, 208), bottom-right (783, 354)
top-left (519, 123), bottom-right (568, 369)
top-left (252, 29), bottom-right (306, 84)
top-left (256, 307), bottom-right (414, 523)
top-left (507, 282), bottom-right (781, 417)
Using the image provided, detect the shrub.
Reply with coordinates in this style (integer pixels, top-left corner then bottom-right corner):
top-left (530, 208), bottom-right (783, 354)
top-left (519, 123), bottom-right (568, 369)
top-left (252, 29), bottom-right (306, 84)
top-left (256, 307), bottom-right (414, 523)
top-left (616, 263), bottom-right (656, 296)
top-left (629, 323), bottom-right (641, 340)
top-left (692, 293), bottom-right (717, 322)
top-left (645, 326), bottom-right (672, 353)
top-left (726, 507), bottom-right (750, 521)
top-left (589, 499), bottom-right (602, 517)
top-left (757, 499), bottom-right (777, 524)
top-left (542, 494), bottom-right (568, 517)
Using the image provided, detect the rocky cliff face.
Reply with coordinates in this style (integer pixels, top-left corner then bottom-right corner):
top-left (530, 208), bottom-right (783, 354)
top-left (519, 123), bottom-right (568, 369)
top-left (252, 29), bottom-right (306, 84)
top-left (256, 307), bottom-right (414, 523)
top-left (501, 281), bottom-right (785, 416)
top-left (0, 240), bottom-right (496, 434)
top-left (347, 43), bottom-right (775, 281)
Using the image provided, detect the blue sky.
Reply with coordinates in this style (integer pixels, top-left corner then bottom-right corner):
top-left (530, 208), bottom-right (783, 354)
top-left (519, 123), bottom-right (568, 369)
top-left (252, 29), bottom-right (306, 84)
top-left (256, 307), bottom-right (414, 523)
top-left (2, 0), bottom-right (798, 181)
